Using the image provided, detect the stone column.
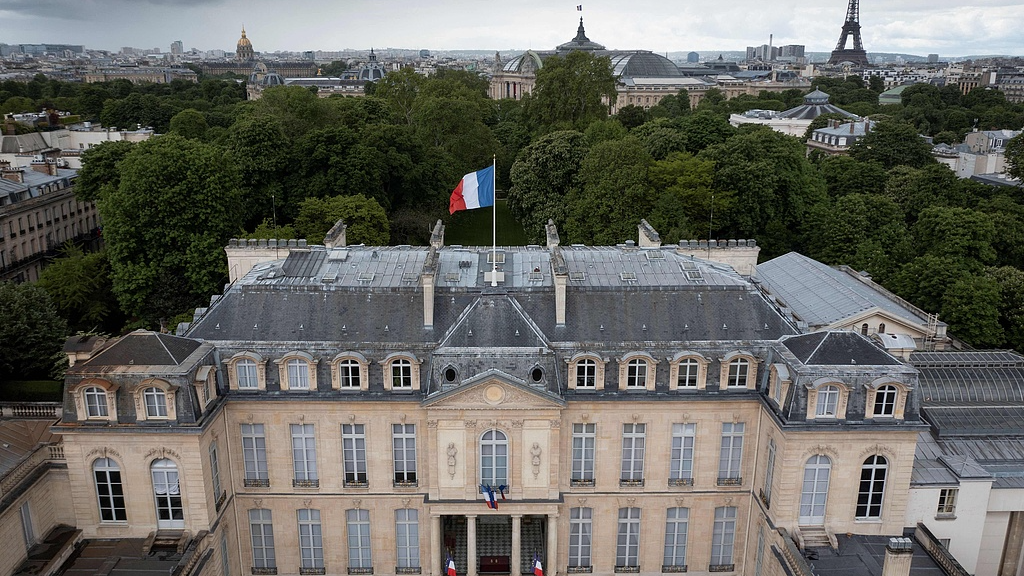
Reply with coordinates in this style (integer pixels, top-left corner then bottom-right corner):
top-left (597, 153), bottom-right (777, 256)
top-left (432, 515), bottom-right (442, 576)
top-left (468, 515), bottom-right (478, 576)
top-left (511, 515), bottom-right (522, 576)
top-left (1000, 511), bottom-right (1024, 576)
top-left (547, 514), bottom-right (558, 576)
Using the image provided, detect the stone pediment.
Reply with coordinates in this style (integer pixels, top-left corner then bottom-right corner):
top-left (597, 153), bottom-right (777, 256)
top-left (423, 369), bottom-right (565, 411)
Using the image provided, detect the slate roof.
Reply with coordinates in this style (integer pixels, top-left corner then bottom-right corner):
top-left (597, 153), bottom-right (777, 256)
top-left (82, 330), bottom-right (203, 367)
top-left (0, 419), bottom-right (58, 478)
top-left (757, 252), bottom-right (934, 328)
top-left (799, 533), bottom-right (946, 576)
top-left (781, 331), bottom-right (901, 366)
top-left (777, 89), bottom-right (858, 120)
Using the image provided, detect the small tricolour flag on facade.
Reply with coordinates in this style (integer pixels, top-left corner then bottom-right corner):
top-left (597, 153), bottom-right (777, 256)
top-left (481, 484), bottom-right (498, 509)
top-left (533, 554), bottom-right (544, 576)
top-left (447, 554), bottom-right (457, 576)
top-left (449, 165), bottom-right (495, 215)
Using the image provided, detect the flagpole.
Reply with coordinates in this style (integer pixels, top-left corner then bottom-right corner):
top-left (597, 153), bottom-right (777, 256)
top-left (491, 154), bottom-right (497, 287)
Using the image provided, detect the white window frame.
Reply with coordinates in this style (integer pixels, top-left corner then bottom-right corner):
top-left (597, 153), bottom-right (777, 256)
top-left (620, 423), bottom-right (646, 484)
top-left (249, 508), bottom-right (276, 570)
top-left (85, 386), bottom-right (108, 418)
top-left (874, 385), bottom-right (897, 416)
top-left (677, 358), bottom-right (700, 388)
top-left (569, 507), bottom-right (593, 568)
top-left (93, 457), bottom-right (126, 522)
top-left (480, 429), bottom-right (509, 487)
top-left (392, 359), bottom-right (413, 389)
top-left (339, 359), bottom-right (361, 389)
top-left (287, 359), bottom-right (311, 390)
top-left (718, 422), bottom-right (744, 484)
top-left (393, 424), bottom-right (417, 485)
top-left (670, 423), bottom-right (695, 485)
top-left (663, 507), bottom-right (689, 569)
top-left (396, 508), bottom-right (420, 569)
top-left (347, 509), bottom-right (373, 569)
top-left (298, 508), bottom-right (324, 570)
top-left (572, 423), bottom-right (596, 485)
top-left (727, 358), bottom-right (749, 388)
top-left (762, 438), bottom-right (776, 506)
top-left (144, 387), bottom-right (168, 418)
top-left (816, 385), bottom-right (839, 417)
top-left (576, 358), bottom-right (597, 389)
top-left (343, 423), bottom-right (368, 486)
top-left (937, 488), bottom-right (958, 516)
top-left (291, 423), bottom-right (318, 486)
top-left (241, 423), bottom-right (269, 486)
top-left (857, 455), bottom-right (888, 519)
top-left (209, 442), bottom-right (222, 504)
top-left (616, 507), bottom-right (641, 568)
top-left (711, 506), bottom-right (736, 567)
top-left (626, 358), bottom-right (648, 389)
top-left (236, 359), bottom-right (259, 389)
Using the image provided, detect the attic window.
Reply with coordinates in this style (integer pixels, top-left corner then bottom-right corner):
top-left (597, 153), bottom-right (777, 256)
top-left (681, 261), bottom-right (698, 271)
top-left (356, 272), bottom-right (375, 282)
top-left (486, 252), bottom-right (506, 264)
top-left (528, 272), bottom-right (544, 282)
top-left (445, 273), bottom-right (461, 282)
top-left (569, 271), bottom-right (586, 282)
top-left (645, 251), bottom-right (665, 260)
top-left (401, 272), bottom-right (418, 283)
top-left (685, 271), bottom-right (705, 283)
top-left (620, 272), bottom-right (638, 282)
top-left (458, 260), bottom-right (473, 269)
top-left (321, 271), bottom-right (338, 283)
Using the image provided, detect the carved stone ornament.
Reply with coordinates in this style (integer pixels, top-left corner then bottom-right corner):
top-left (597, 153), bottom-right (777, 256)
top-left (253, 498), bottom-right (263, 508)
top-left (402, 498), bottom-right (411, 508)
top-left (511, 420), bottom-right (524, 428)
top-left (675, 497), bottom-right (686, 507)
top-left (531, 442), bottom-right (543, 478)
top-left (447, 442), bottom-right (458, 479)
top-left (353, 499), bottom-right (362, 509)
top-left (464, 420), bottom-right (477, 428)
top-left (86, 447), bottom-right (121, 460)
top-left (145, 447), bottom-right (181, 461)
top-left (427, 420), bottom-right (438, 428)
top-left (550, 420), bottom-right (561, 429)
top-left (303, 499), bottom-right (313, 508)
top-left (247, 413), bottom-right (254, 422)
top-left (577, 498), bottom-right (587, 506)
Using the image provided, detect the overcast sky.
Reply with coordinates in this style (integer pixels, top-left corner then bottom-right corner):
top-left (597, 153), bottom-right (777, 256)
top-left (2, 0), bottom-right (1022, 56)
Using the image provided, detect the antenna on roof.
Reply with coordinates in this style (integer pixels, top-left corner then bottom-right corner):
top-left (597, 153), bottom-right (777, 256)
top-left (707, 192), bottom-right (715, 259)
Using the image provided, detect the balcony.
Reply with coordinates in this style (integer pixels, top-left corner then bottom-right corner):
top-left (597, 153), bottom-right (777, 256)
top-left (300, 568), bottom-right (326, 575)
top-left (619, 478), bottom-right (644, 488)
top-left (293, 479), bottom-right (320, 488)
top-left (662, 565), bottom-right (687, 573)
top-left (716, 477), bottom-right (742, 487)
top-left (570, 478), bottom-right (595, 488)
top-left (709, 565), bottom-right (734, 573)
top-left (395, 568), bottom-right (421, 574)
top-left (668, 478), bottom-right (693, 487)
top-left (567, 567), bottom-right (592, 574)
top-left (251, 568), bottom-right (278, 575)
top-left (614, 566), bottom-right (640, 573)
top-left (244, 478), bottom-right (271, 488)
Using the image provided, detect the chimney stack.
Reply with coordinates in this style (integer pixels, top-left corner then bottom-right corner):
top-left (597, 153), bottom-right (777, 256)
top-left (881, 537), bottom-right (913, 576)
top-left (323, 219), bottom-right (347, 248)
top-left (638, 219), bottom-right (661, 248)
top-left (429, 219), bottom-right (445, 250)
top-left (1, 166), bottom-right (24, 184)
top-left (547, 220), bottom-right (568, 326)
top-left (421, 246), bottom-right (438, 328)
top-left (545, 219), bottom-right (560, 249)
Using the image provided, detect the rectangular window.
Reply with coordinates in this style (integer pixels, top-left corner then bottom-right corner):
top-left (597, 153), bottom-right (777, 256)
top-left (209, 441), bottom-right (222, 504)
top-left (343, 424), bottom-right (368, 486)
top-left (392, 360), bottom-right (413, 389)
top-left (395, 509), bottom-right (420, 569)
top-left (620, 423), bottom-right (646, 485)
top-left (241, 424), bottom-right (269, 486)
top-left (576, 360), bottom-right (596, 388)
top-left (711, 506), bottom-right (736, 568)
top-left (298, 509), bottom-right (324, 570)
top-left (339, 360), bottom-right (361, 389)
top-left (572, 423), bottom-right (596, 485)
top-left (85, 387), bottom-right (108, 417)
top-left (93, 458), bottom-right (126, 522)
top-left (662, 507), bottom-right (688, 569)
top-left (677, 359), bottom-right (699, 388)
top-left (237, 360), bottom-right (258, 389)
top-left (347, 509), bottom-right (373, 569)
top-left (393, 424), bottom-right (417, 485)
top-left (291, 424), bottom-right (319, 486)
top-left (669, 424), bottom-right (695, 485)
top-left (816, 386), bottom-right (839, 417)
top-left (937, 488), bottom-right (958, 516)
top-left (249, 509), bottom-right (276, 570)
top-left (762, 438), bottom-right (776, 506)
top-left (754, 524), bottom-right (765, 576)
top-left (20, 502), bottom-right (34, 549)
top-left (626, 359), bottom-right (648, 388)
top-left (717, 422), bottom-right (744, 485)
top-left (616, 507), bottom-right (641, 568)
top-left (727, 359), bottom-right (749, 387)
top-left (221, 533), bottom-right (231, 576)
top-left (569, 508), bottom-right (593, 568)
top-left (287, 359), bottom-right (310, 389)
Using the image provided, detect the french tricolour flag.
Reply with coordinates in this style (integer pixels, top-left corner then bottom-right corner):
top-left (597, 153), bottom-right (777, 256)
top-left (447, 555), bottom-right (457, 576)
top-left (449, 165), bottom-right (495, 215)
top-left (533, 554), bottom-right (544, 576)
top-left (481, 484), bottom-right (498, 509)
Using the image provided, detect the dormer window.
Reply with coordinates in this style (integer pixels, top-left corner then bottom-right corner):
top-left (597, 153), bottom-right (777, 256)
top-left (627, 359), bottom-right (647, 389)
top-left (382, 354), bottom-right (421, 392)
top-left (806, 379), bottom-right (849, 420)
top-left (619, 353), bottom-right (657, 391)
top-left (71, 378), bottom-right (119, 422)
top-left (815, 386), bottom-right (839, 417)
top-left (392, 359), bottom-right (412, 389)
top-left (132, 379), bottom-right (177, 422)
top-left (237, 359), bottom-right (258, 389)
top-left (720, 352), bottom-right (758, 390)
top-left (577, 359), bottom-right (596, 388)
top-left (331, 352), bottom-right (369, 391)
top-left (144, 387), bottom-right (167, 418)
top-left (569, 354), bottom-right (605, 391)
top-left (85, 387), bottom-right (108, 417)
top-left (678, 359), bottom-right (699, 387)
top-left (276, 351), bottom-right (318, 391)
top-left (866, 380), bottom-right (909, 420)
top-left (669, 352), bottom-right (708, 391)
top-left (727, 359), bottom-right (748, 387)
top-left (227, 352), bottom-right (266, 391)
top-left (874, 385), bottom-right (897, 416)
top-left (287, 359), bottom-right (310, 389)
top-left (340, 359), bottom-right (361, 388)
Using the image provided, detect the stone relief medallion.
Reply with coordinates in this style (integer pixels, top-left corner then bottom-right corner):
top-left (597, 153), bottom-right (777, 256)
top-left (484, 385), bottom-right (506, 405)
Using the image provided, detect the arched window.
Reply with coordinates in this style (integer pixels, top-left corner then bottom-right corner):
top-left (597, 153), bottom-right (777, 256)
top-left (878, 323), bottom-right (886, 334)
top-left (571, 355), bottom-right (603, 390)
top-left (85, 386), bottom-right (108, 417)
top-left (339, 359), bottom-right (361, 389)
top-left (874, 386), bottom-right (898, 417)
top-left (815, 385), bottom-right (840, 417)
top-left (151, 459), bottom-right (184, 528)
top-left (143, 387), bottom-right (167, 418)
top-left (727, 358), bottom-right (749, 387)
top-left (626, 359), bottom-right (648, 388)
top-left (480, 430), bottom-right (508, 487)
top-left (392, 359), bottom-right (413, 389)
top-left (286, 359), bottom-right (310, 390)
top-left (799, 455), bottom-right (831, 525)
top-left (677, 358), bottom-right (700, 388)
top-left (861, 323), bottom-right (869, 336)
top-left (236, 359), bottom-right (258, 389)
top-left (856, 455), bottom-right (888, 519)
top-left (93, 458), bottom-right (126, 522)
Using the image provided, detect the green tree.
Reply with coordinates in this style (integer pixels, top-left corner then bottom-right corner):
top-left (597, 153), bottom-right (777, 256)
top-left (583, 119), bottom-right (627, 146)
top-left (564, 136), bottom-right (654, 244)
top-left (507, 131), bottom-right (588, 242)
top-left (0, 282), bottom-right (68, 379)
top-left (36, 247), bottom-right (121, 333)
top-left (169, 108), bottom-right (209, 140)
top-left (527, 51), bottom-right (617, 130)
top-left (616, 105), bottom-right (647, 130)
top-left (375, 68), bottom-right (424, 124)
top-left (802, 194), bottom-right (909, 281)
top-left (633, 118), bottom-right (688, 160)
top-left (76, 140), bottom-right (136, 202)
top-left (912, 206), bottom-right (996, 263)
top-left (849, 121), bottom-right (935, 169)
top-left (646, 152), bottom-right (720, 242)
top-left (293, 194), bottom-right (390, 245)
top-left (679, 111), bottom-right (735, 153)
top-left (988, 266), bottom-right (1024, 352)
top-left (648, 89), bottom-right (691, 119)
top-left (816, 156), bottom-right (887, 197)
top-left (100, 134), bottom-right (243, 323)
top-left (1007, 133), bottom-right (1024, 181)
top-left (245, 218), bottom-right (297, 241)
top-left (941, 275), bottom-right (1004, 347)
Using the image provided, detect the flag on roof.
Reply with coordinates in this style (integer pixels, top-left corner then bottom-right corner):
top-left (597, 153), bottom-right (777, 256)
top-left (449, 165), bottom-right (495, 214)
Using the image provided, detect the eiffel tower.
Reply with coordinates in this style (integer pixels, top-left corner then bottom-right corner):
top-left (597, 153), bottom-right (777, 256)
top-left (828, 0), bottom-right (869, 66)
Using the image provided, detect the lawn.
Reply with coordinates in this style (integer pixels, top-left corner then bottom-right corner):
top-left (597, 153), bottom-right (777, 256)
top-left (0, 380), bottom-right (63, 402)
top-left (444, 199), bottom-right (531, 247)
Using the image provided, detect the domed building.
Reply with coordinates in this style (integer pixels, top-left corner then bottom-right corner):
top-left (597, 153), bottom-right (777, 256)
top-left (358, 48), bottom-right (387, 82)
top-left (490, 18), bottom-right (711, 111)
top-left (236, 26), bottom-right (254, 62)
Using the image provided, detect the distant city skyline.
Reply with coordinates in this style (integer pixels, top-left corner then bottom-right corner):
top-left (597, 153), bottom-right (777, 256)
top-left (1, 0), bottom-right (1022, 57)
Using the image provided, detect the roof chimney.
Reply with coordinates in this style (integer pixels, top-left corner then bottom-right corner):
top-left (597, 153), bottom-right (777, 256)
top-left (323, 219), bottom-right (347, 248)
top-left (638, 219), bottom-right (661, 248)
top-left (429, 219), bottom-right (445, 249)
top-left (551, 246), bottom-right (568, 326)
top-left (1, 166), bottom-right (24, 184)
top-left (545, 219), bottom-right (560, 249)
top-left (881, 538), bottom-right (913, 576)
top-left (421, 246), bottom-right (438, 328)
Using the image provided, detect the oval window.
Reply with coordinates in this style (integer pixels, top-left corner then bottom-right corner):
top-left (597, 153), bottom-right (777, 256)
top-left (531, 367), bottom-right (543, 382)
top-left (444, 367), bottom-right (457, 382)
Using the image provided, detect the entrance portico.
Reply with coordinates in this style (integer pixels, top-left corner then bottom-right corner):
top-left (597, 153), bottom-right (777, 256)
top-left (430, 504), bottom-right (559, 576)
